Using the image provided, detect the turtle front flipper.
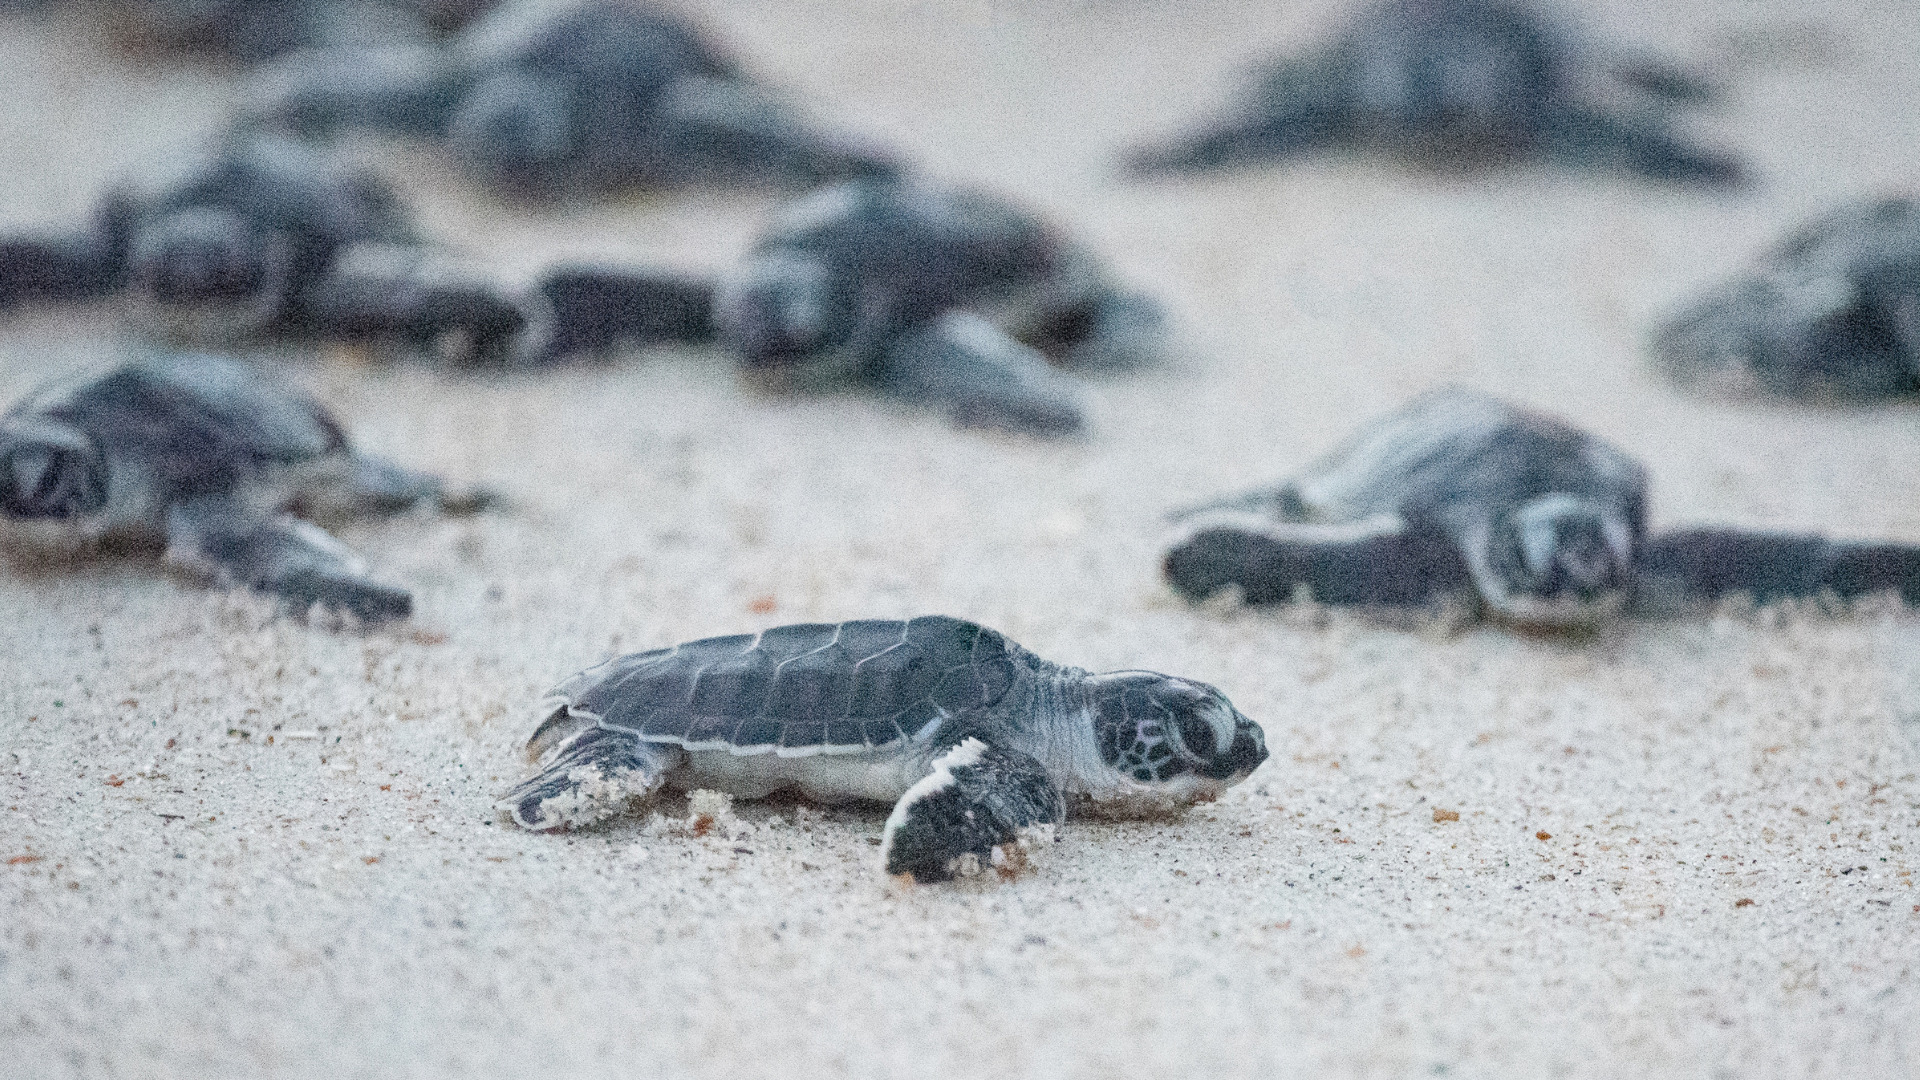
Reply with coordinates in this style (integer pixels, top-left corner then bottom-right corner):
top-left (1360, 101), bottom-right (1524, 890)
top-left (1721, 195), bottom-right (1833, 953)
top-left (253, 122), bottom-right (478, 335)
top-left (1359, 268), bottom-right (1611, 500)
top-left (295, 241), bottom-right (533, 365)
top-left (1634, 530), bottom-right (1920, 614)
top-left (0, 210), bottom-right (128, 307)
top-left (880, 738), bottom-right (1064, 884)
top-left (1541, 106), bottom-right (1743, 185)
top-left (498, 724), bottom-right (684, 832)
top-left (163, 497), bottom-right (412, 623)
top-left (1163, 513), bottom-right (1471, 607)
top-left (879, 312), bottom-right (1085, 436)
top-left (531, 263), bottom-right (717, 363)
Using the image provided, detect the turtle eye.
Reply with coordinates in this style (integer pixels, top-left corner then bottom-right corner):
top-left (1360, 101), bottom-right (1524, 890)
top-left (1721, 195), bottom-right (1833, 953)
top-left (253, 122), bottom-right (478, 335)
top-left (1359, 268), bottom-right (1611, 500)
top-left (1177, 712), bottom-right (1219, 758)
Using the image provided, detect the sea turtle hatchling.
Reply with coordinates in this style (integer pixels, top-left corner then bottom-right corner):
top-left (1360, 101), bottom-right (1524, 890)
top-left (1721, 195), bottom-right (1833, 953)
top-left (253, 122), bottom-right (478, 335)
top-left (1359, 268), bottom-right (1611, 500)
top-left (0, 133), bottom-right (551, 364)
top-left (498, 616), bottom-right (1268, 883)
top-left (1123, 0), bottom-right (1740, 184)
top-left (564, 178), bottom-right (1166, 434)
top-left (1651, 198), bottom-right (1920, 401)
top-left (250, 0), bottom-right (896, 199)
top-left (36, 0), bottom-right (498, 62)
top-left (0, 353), bottom-right (486, 622)
top-left (1163, 388), bottom-right (1920, 628)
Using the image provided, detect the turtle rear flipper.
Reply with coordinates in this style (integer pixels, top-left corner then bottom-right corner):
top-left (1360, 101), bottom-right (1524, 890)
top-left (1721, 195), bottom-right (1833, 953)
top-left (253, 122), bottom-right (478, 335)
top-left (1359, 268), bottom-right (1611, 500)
top-left (532, 263), bottom-right (717, 362)
top-left (880, 311), bottom-right (1085, 436)
top-left (1038, 290), bottom-right (1166, 372)
top-left (880, 738), bottom-right (1063, 884)
top-left (650, 76), bottom-right (899, 187)
top-left (498, 725), bottom-right (683, 831)
top-left (290, 451), bottom-right (494, 523)
top-left (1604, 53), bottom-right (1722, 105)
top-left (163, 498), bottom-right (412, 623)
top-left (1167, 483), bottom-right (1311, 526)
top-left (998, 243), bottom-right (1167, 373)
top-left (1634, 530), bottom-right (1920, 613)
top-left (1163, 513), bottom-right (1470, 606)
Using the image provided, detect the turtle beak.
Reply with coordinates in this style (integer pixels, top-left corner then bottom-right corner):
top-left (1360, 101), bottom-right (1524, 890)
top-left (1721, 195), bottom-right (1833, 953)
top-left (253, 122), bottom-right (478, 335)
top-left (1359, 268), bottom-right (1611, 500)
top-left (1202, 713), bottom-right (1268, 781)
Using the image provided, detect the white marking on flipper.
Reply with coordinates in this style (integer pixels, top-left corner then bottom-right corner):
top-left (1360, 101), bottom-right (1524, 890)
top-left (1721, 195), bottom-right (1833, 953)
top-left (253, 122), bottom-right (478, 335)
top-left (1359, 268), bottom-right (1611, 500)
top-left (877, 737), bottom-right (988, 880)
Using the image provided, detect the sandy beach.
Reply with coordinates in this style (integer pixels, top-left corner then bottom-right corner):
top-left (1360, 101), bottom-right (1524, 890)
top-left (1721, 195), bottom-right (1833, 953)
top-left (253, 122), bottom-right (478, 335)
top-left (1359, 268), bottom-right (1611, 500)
top-left (3, 1), bottom-right (1919, 1075)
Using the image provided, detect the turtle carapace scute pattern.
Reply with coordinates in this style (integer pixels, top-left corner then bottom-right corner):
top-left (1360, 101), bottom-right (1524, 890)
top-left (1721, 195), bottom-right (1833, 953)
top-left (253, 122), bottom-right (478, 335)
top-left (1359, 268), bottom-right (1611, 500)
top-left (1651, 198), bottom-right (1920, 400)
top-left (497, 615), bottom-right (1268, 883)
top-left (695, 179), bottom-right (1166, 435)
top-left (1163, 388), bottom-right (1920, 627)
top-left (250, 0), bottom-right (898, 198)
top-left (1123, 0), bottom-right (1741, 184)
top-left (0, 354), bottom-right (488, 622)
top-left (0, 134), bottom-right (546, 365)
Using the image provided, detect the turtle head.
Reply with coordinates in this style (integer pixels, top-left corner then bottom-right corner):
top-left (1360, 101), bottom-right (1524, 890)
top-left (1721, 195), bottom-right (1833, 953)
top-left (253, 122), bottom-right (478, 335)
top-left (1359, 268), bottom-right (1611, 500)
top-left (130, 206), bottom-right (276, 306)
top-left (714, 252), bottom-right (857, 369)
top-left (0, 419), bottom-right (107, 520)
top-left (448, 71), bottom-right (579, 188)
top-left (1480, 493), bottom-right (1634, 626)
top-left (1083, 672), bottom-right (1267, 800)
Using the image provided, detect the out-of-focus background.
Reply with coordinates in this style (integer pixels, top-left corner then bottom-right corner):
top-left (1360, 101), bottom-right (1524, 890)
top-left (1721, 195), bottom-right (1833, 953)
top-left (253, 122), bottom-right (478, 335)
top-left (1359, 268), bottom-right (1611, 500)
top-left (2, 1), bottom-right (1918, 1076)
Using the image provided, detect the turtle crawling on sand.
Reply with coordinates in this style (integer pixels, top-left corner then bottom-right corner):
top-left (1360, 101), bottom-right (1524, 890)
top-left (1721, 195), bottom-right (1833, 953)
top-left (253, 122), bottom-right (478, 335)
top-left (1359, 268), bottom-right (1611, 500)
top-left (1124, 0), bottom-right (1740, 184)
top-left (553, 178), bottom-right (1165, 432)
top-left (498, 616), bottom-right (1267, 883)
top-left (0, 134), bottom-right (543, 364)
top-left (1164, 388), bottom-right (1920, 628)
top-left (252, 0), bottom-right (895, 198)
top-left (588, 178), bottom-right (1157, 435)
top-left (1652, 198), bottom-right (1920, 400)
top-left (0, 353), bottom-right (486, 622)
top-left (58, 0), bottom-right (497, 61)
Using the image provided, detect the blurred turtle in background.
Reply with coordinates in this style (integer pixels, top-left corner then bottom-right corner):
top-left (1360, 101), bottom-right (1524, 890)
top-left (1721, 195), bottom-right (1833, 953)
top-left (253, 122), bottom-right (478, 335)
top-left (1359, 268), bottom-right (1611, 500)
top-left (1124, 0), bottom-right (1741, 184)
top-left (9, 0), bottom-right (498, 61)
top-left (562, 178), bottom-right (1166, 435)
top-left (1652, 198), bottom-right (1920, 400)
top-left (0, 354), bottom-right (489, 623)
top-left (249, 0), bottom-right (897, 199)
top-left (0, 134), bottom-right (560, 364)
top-left (1164, 388), bottom-right (1920, 628)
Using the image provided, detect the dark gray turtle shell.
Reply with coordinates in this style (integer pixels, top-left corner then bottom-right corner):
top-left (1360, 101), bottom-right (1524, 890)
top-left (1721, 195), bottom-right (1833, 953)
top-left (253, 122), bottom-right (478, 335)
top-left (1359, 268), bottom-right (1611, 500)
top-left (752, 181), bottom-right (1059, 328)
top-left (6, 354), bottom-right (346, 509)
top-left (550, 616), bottom-right (1042, 754)
top-left (1651, 198), bottom-right (1920, 399)
top-left (120, 135), bottom-right (419, 296)
top-left (1288, 388), bottom-right (1649, 536)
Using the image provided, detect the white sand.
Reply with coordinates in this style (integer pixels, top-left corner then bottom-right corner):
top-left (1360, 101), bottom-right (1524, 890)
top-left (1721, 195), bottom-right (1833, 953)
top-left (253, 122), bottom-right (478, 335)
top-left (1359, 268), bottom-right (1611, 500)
top-left (3, 1), bottom-right (1919, 1076)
